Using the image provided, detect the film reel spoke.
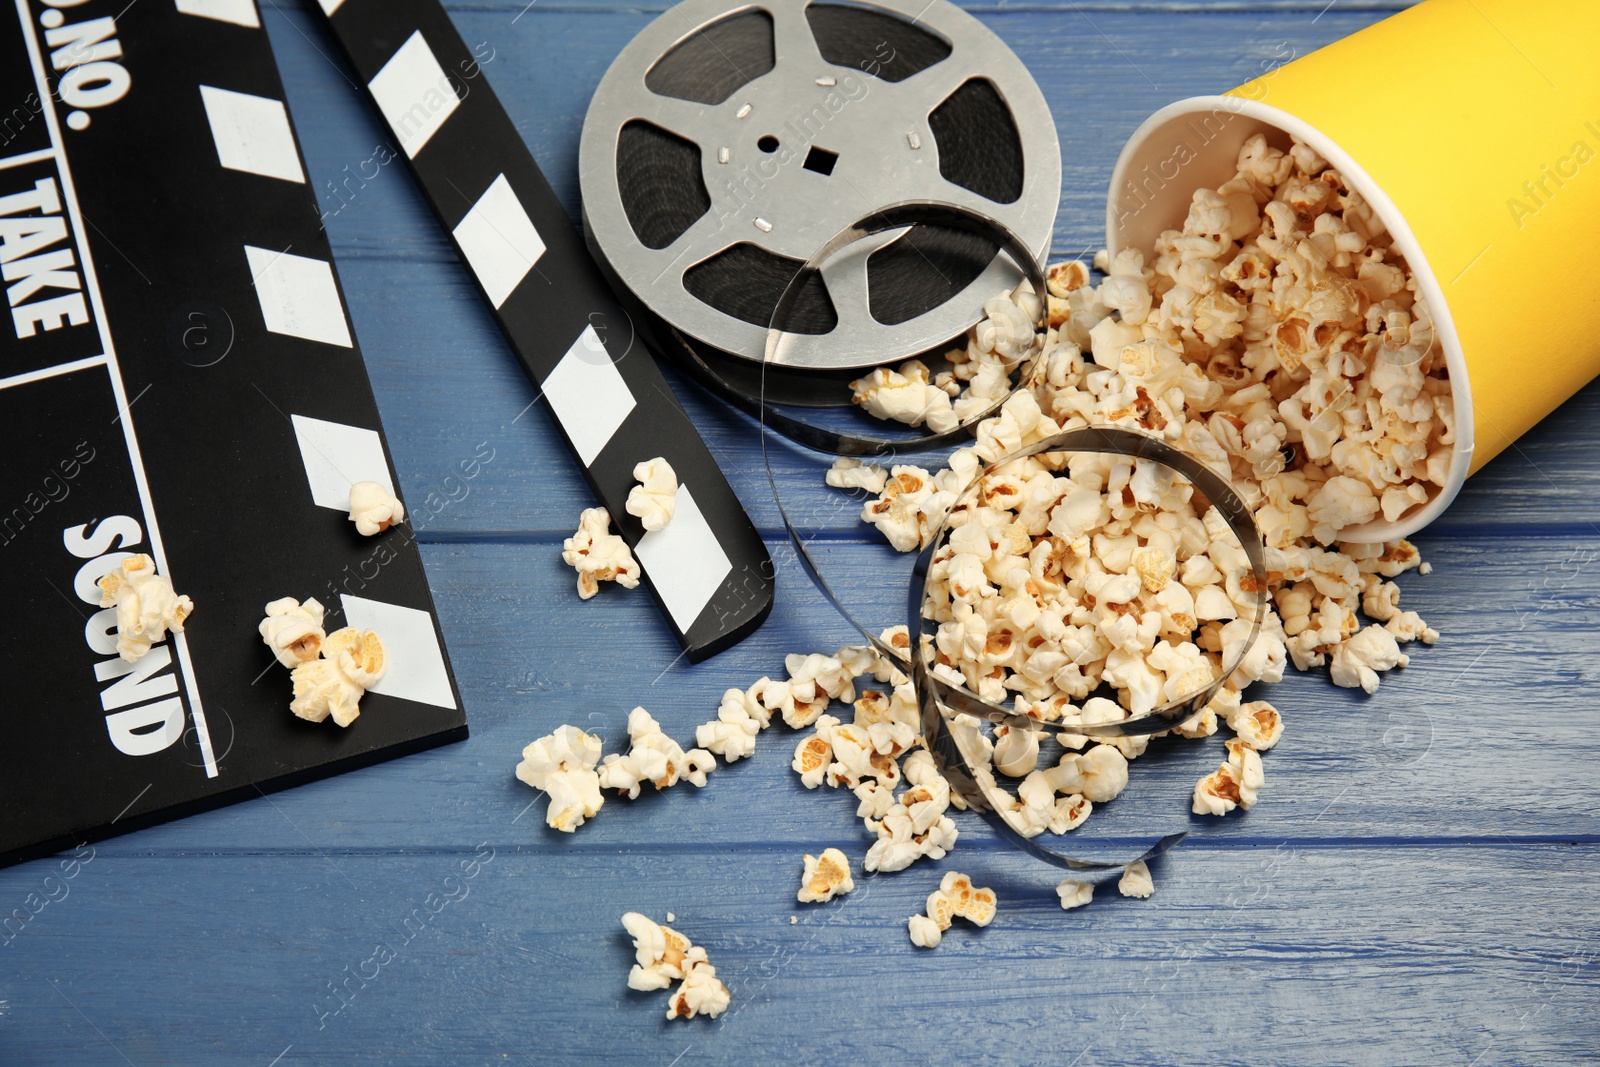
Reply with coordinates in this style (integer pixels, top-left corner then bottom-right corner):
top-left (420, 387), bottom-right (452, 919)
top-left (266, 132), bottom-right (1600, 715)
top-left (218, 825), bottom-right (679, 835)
top-left (895, 57), bottom-right (986, 120)
top-left (656, 212), bottom-right (743, 277)
top-left (814, 229), bottom-right (899, 333)
top-left (633, 93), bottom-right (715, 144)
top-left (768, 1), bottom-right (828, 70)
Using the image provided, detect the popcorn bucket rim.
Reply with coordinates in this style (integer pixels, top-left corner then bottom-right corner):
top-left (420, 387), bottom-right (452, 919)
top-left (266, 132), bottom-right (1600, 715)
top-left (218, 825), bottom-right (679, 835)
top-left (1104, 94), bottom-right (1475, 544)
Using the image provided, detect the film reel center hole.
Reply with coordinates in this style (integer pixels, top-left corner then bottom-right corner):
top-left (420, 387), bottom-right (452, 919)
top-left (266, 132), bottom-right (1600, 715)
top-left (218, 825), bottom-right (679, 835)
top-left (757, 134), bottom-right (780, 152)
top-left (802, 145), bottom-right (838, 175)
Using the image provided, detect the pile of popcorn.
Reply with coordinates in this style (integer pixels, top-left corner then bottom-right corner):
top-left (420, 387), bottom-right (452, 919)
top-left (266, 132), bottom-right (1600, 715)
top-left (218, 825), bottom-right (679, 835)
top-left (831, 132), bottom-right (1443, 834)
top-left (856, 133), bottom-right (1455, 542)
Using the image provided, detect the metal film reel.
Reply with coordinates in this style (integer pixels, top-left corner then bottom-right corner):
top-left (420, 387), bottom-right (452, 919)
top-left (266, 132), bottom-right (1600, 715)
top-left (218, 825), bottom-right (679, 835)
top-left (579, 0), bottom-right (1062, 370)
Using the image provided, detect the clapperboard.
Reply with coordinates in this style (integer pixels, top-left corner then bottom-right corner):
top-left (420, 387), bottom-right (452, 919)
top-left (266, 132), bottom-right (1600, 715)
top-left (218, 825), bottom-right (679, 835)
top-left (0, 0), bottom-right (472, 866)
top-left (1, 0), bottom-right (774, 866)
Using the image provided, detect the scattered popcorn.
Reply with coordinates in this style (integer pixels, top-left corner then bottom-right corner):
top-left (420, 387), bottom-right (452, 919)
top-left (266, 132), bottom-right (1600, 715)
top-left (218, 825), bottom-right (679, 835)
top-left (619, 912), bottom-right (731, 1020)
top-left (1056, 880), bottom-right (1094, 910)
top-left (1225, 699), bottom-right (1284, 750)
top-left (1329, 624), bottom-right (1407, 694)
top-left (1385, 610), bottom-right (1438, 645)
top-left (517, 725), bottom-right (605, 832)
top-left (858, 465), bottom-right (955, 552)
top-left (667, 958), bottom-right (731, 1020)
top-left (853, 779), bottom-right (896, 819)
top-left (864, 801), bottom-right (957, 873)
top-left (348, 480), bottom-right (404, 536)
top-left (863, 766), bottom-right (958, 873)
top-left (826, 457), bottom-right (888, 495)
top-left (907, 913), bottom-right (943, 948)
top-left (962, 885), bottom-right (998, 926)
top-left (562, 507), bottom-right (641, 599)
top-left (290, 627), bottom-right (386, 728)
top-left (797, 848), bottom-right (855, 903)
top-left (791, 718), bottom-right (836, 789)
top-left (598, 707), bottom-right (714, 798)
top-left (625, 457), bottom-right (678, 532)
top-left (992, 724), bottom-right (1040, 777)
top-left (258, 596), bottom-right (325, 668)
top-left (696, 687), bottom-right (769, 763)
top-left (96, 554), bottom-right (193, 663)
top-left (1118, 860), bottom-right (1154, 899)
top-left (909, 871), bottom-right (997, 945)
top-left (1192, 739), bottom-right (1265, 816)
top-left (622, 912), bottom-right (700, 991)
top-left (850, 359), bottom-right (960, 434)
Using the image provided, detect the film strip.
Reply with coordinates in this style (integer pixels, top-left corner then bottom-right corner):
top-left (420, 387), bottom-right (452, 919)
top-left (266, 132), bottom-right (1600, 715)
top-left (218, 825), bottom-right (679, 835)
top-left (1, 0), bottom-right (464, 866)
top-left (313, 0), bottom-right (773, 662)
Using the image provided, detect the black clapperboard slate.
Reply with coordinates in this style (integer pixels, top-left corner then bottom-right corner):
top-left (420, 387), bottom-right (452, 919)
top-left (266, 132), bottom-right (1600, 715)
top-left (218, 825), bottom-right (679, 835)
top-left (314, 0), bottom-right (774, 660)
top-left (0, 0), bottom-right (471, 867)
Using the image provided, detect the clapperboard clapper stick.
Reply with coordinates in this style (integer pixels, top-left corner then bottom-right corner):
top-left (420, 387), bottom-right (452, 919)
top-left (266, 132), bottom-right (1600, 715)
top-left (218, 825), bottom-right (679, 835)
top-left (315, 0), bottom-right (774, 662)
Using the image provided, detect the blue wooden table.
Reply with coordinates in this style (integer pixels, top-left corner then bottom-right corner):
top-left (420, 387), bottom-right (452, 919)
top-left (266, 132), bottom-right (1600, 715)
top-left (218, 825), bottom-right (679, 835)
top-left (4, 1), bottom-right (1598, 1063)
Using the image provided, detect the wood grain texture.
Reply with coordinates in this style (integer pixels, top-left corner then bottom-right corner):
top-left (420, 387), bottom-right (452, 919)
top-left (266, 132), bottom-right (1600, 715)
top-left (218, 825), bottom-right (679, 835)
top-left (4, 1), bottom-right (1598, 1064)
top-left (3, 848), bottom-right (1596, 1065)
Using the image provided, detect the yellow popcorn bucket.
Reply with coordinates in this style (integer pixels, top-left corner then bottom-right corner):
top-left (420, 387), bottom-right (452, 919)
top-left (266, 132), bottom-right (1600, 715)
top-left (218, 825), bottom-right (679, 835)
top-left (1105, 0), bottom-right (1600, 541)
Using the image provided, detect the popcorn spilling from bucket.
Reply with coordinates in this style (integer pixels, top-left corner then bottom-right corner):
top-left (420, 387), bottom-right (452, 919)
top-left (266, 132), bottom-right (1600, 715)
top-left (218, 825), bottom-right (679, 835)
top-left (530, 137), bottom-right (1450, 994)
top-left (816, 135), bottom-right (1442, 842)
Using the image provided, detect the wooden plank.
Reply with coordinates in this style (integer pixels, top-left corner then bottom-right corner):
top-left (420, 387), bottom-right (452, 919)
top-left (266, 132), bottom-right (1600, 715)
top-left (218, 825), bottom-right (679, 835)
top-left (42, 529), bottom-right (1598, 858)
top-left (1, 846), bottom-right (1593, 1065)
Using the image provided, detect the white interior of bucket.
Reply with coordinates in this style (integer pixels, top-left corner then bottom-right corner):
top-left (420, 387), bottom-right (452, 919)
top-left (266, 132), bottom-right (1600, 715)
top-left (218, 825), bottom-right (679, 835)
top-left (1103, 96), bottom-right (1474, 543)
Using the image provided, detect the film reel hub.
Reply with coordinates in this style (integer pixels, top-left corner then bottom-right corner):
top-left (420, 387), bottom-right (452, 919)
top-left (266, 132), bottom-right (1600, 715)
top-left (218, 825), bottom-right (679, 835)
top-left (581, 0), bottom-right (1062, 370)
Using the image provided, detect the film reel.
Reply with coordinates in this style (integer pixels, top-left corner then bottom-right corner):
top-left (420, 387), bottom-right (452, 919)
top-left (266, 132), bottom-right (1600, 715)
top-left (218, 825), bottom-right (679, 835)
top-left (579, 0), bottom-right (1061, 371)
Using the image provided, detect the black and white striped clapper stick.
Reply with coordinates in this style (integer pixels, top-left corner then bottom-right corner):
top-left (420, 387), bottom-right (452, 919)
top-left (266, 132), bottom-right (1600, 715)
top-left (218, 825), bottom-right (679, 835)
top-left (314, 0), bottom-right (773, 662)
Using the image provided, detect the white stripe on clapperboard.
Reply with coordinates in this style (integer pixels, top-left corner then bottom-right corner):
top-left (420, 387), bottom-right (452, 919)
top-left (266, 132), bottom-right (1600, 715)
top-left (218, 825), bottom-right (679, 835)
top-left (173, 0), bottom-right (261, 28)
top-left (0, 355), bottom-right (110, 392)
top-left (368, 30), bottom-right (460, 160)
top-left (13, 1), bottom-right (219, 777)
top-left (198, 85), bottom-right (306, 185)
top-left (0, 146), bottom-right (57, 172)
